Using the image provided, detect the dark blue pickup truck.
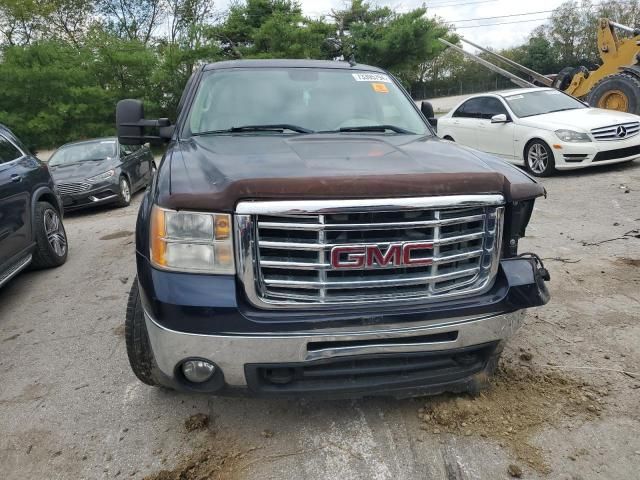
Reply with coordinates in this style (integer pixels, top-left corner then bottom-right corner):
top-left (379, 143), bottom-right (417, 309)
top-left (118, 60), bottom-right (550, 398)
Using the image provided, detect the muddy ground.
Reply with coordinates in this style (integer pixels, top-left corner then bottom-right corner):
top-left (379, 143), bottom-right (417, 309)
top-left (0, 161), bottom-right (639, 479)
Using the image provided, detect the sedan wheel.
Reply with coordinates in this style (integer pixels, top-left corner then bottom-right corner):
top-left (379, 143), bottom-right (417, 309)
top-left (525, 141), bottom-right (556, 177)
top-left (116, 176), bottom-right (131, 207)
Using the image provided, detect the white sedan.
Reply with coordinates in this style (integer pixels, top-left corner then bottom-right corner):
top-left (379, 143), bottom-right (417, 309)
top-left (436, 87), bottom-right (640, 176)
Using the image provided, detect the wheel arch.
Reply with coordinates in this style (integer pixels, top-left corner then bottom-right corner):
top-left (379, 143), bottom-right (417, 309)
top-left (31, 186), bottom-right (63, 240)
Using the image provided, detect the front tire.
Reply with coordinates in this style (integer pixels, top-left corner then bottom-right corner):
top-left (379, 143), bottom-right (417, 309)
top-left (125, 279), bottom-right (160, 387)
top-left (115, 176), bottom-right (131, 207)
top-left (586, 73), bottom-right (640, 114)
top-left (525, 140), bottom-right (556, 177)
top-left (31, 202), bottom-right (68, 269)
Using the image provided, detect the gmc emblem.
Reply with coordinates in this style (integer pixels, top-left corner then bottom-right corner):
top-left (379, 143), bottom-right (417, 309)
top-left (330, 242), bottom-right (434, 269)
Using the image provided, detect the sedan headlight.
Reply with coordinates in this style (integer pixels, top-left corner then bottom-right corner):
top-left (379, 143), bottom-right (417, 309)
top-left (87, 169), bottom-right (116, 183)
top-left (555, 129), bottom-right (591, 142)
top-left (150, 206), bottom-right (234, 274)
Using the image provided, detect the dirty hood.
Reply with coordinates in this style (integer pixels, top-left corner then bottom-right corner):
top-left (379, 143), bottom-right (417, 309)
top-left (159, 134), bottom-right (544, 211)
top-left (49, 158), bottom-right (118, 183)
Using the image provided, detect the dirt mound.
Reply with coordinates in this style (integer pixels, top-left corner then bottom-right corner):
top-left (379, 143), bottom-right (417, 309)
top-left (143, 447), bottom-right (248, 480)
top-left (184, 414), bottom-right (210, 432)
top-left (417, 364), bottom-right (604, 473)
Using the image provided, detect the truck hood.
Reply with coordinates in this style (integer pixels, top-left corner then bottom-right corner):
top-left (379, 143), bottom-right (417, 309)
top-left (158, 134), bottom-right (544, 211)
top-left (518, 107), bottom-right (640, 132)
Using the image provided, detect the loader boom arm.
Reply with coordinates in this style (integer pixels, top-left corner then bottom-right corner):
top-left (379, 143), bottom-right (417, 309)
top-left (457, 37), bottom-right (553, 87)
top-left (438, 38), bottom-right (536, 88)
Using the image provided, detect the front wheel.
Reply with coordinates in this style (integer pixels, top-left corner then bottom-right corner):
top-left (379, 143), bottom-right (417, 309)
top-left (32, 202), bottom-right (68, 269)
top-left (115, 176), bottom-right (131, 207)
top-left (125, 279), bottom-right (160, 387)
top-left (525, 140), bottom-right (556, 177)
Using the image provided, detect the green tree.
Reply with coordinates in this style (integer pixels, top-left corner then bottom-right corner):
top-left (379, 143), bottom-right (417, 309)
top-left (0, 41), bottom-right (113, 148)
top-left (330, 1), bottom-right (449, 85)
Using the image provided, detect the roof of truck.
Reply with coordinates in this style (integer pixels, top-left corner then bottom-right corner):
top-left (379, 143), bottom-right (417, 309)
top-left (203, 59), bottom-right (385, 72)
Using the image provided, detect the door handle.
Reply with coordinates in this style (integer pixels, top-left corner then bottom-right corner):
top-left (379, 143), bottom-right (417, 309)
top-left (10, 174), bottom-right (22, 183)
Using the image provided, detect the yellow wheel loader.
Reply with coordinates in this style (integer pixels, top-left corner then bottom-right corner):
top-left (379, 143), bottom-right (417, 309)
top-left (440, 19), bottom-right (640, 114)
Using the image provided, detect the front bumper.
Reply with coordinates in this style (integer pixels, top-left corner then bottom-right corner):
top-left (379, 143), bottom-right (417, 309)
top-left (138, 254), bottom-right (549, 397)
top-left (145, 308), bottom-right (524, 396)
top-left (554, 136), bottom-right (640, 169)
top-left (60, 182), bottom-right (119, 210)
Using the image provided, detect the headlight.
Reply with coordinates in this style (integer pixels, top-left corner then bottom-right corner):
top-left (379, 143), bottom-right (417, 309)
top-left (150, 206), bottom-right (234, 274)
top-left (87, 169), bottom-right (116, 183)
top-left (554, 129), bottom-right (591, 142)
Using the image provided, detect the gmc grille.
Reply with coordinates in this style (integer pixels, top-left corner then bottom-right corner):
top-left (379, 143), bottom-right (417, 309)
top-left (236, 195), bottom-right (504, 309)
top-left (56, 182), bottom-right (91, 196)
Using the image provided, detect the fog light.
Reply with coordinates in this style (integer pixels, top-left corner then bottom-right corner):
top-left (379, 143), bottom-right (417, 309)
top-left (182, 360), bottom-right (216, 383)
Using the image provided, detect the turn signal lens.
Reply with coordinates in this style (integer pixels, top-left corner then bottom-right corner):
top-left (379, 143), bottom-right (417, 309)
top-left (150, 205), bottom-right (234, 274)
top-left (150, 206), bottom-right (167, 267)
top-left (214, 215), bottom-right (230, 240)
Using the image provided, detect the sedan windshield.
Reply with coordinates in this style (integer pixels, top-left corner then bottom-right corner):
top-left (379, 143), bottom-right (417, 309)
top-left (503, 90), bottom-right (587, 118)
top-left (186, 68), bottom-right (429, 136)
top-left (49, 140), bottom-right (116, 166)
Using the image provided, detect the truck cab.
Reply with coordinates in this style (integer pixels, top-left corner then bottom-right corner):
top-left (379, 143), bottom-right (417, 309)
top-left (119, 60), bottom-right (549, 397)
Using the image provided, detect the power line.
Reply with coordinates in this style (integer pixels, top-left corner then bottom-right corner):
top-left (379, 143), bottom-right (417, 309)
top-left (450, 9), bottom-right (555, 23)
top-left (427, 0), bottom-right (498, 8)
top-left (454, 17), bottom-right (552, 29)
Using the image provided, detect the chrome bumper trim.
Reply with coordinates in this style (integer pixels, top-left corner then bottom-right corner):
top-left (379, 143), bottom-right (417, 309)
top-left (144, 309), bottom-right (525, 387)
top-left (88, 194), bottom-right (117, 202)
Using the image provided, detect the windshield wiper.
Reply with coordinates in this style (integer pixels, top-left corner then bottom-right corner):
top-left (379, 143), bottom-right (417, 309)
top-left (194, 124), bottom-right (313, 135)
top-left (321, 125), bottom-right (414, 134)
top-left (546, 107), bottom-right (580, 113)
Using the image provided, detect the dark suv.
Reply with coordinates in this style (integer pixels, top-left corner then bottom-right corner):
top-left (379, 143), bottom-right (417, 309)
top-left (0, 124), bottom-right (67, 288)
top-left (119, 60), bottom-right (550, 398)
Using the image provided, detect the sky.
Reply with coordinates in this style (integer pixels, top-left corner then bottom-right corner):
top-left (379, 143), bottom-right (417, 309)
top-left (214, 0), bottom-right (570, 50)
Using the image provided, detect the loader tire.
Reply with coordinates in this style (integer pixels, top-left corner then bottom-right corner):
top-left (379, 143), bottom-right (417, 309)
top-left (587, 73), bottom-right (640, 114)
top-left (553, 66), bottom-right (579, 91)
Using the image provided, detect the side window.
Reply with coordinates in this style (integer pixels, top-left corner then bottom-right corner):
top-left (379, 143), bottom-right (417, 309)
top-left (453, 98), bottom-right (484, 119)
top-left (452, 103), bottom-right (466, 118)
top-left (0, 134), bottom-right (23, 164)
top-left (479, 98), bottom-right (508, 119)
top-left (120, 144), bottom-right (140, 156)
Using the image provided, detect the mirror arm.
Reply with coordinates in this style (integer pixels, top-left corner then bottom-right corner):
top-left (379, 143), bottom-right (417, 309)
top-left (120, 118), bottom-right (170, 128)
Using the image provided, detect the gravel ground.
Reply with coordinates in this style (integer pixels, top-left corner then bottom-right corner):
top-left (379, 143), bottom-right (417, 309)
top-left (1, 160), bottom-right (639, 480)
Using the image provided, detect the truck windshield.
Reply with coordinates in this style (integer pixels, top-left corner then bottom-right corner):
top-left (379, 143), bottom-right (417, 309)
top-left (503, 90), bottom-right (587, 118)
top-left (185, 68), bottom-right (429, 136)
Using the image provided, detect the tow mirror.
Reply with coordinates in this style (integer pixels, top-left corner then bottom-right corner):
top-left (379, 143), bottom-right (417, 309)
top-left (491, 114), bottom-right (508, 124)
top-left (116, 99), bottom-right (171, 145)
top-left (420, 101), bottom-right (438, 128)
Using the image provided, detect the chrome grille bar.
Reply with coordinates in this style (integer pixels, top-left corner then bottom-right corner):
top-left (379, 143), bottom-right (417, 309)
top-left (257, 214), bottom-right (486, 231)
top-left (235, 195), bottom-right (505, 309)
top-left (258, 232), bottom-right (486, 251)
top-left (56, 182), bottom-right (91, 195)
top-left (260, 248), bottom-right (484, 270)
top-left (262, 267), bottom-right (482, 290)
top-left (591, 122), bottom-right (640, 141)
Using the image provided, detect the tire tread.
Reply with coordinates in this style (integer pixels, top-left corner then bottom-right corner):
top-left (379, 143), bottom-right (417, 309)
top-left (125, 279), bottom-right (160, 386)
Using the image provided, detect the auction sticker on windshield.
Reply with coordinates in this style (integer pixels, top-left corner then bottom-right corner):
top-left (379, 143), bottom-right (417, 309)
top-left (371, 83), bottom-right (389, 93)
top-left (352, 73), bottom-right (392, 83)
